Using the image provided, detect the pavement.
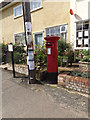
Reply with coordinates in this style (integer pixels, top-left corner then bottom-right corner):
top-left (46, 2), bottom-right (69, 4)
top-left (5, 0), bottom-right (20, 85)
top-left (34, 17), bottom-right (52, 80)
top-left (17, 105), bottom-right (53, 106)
top-left (1, 68), bottom-right (89, 118)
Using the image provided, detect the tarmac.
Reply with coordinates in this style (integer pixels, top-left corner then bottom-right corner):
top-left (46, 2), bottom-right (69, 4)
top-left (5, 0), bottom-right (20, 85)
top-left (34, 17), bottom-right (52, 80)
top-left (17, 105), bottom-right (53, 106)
top-left (1, 68), bottom-right (89, 118)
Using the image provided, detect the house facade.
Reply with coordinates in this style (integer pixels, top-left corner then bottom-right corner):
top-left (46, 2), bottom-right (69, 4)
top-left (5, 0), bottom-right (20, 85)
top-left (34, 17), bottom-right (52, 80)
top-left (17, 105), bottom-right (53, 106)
top-left (0, 0), bottom-right (90, 50)
top-left (70, 0), bottom-right (90, 50)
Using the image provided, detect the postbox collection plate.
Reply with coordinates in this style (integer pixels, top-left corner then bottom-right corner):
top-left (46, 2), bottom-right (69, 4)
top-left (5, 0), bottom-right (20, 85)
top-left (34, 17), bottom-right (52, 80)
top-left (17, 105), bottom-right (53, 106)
top-left (47, 48), bottom-right (51, 55)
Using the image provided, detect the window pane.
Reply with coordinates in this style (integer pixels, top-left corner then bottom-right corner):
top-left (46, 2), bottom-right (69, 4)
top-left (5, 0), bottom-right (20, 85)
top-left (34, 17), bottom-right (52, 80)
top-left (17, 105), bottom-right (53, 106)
top-left (35, 33), bottom-right (43, 48)
top-left (56, 26), bottom-right (60, 34)
top-left (46, 29), bottom-right (49, 35)
top-left (15, 33), bottom-right (25, 46)
top-left (37, 0), bottom-right (42, 7)
top-left (51, 27), bottom-right (55, 35)
top-left (83, 21), bottom-right (89, 30)
top-left (30, 1), bottom-right (33, 10)
top-left (30, 0), bottom-right (42, 10)
top-left (14, 4), bottom-right (22, 17)
top-left (76, 22), bottom-right (82, 30)
top-left (34, 0), bottom-right (37, 9)
top-left (61, 33), bottom-right (66, 41)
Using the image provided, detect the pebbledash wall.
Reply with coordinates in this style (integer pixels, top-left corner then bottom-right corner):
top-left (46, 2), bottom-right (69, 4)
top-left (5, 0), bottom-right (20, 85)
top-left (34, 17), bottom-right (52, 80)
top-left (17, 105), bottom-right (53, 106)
top-left (0, 0), bottom-right (70, 47)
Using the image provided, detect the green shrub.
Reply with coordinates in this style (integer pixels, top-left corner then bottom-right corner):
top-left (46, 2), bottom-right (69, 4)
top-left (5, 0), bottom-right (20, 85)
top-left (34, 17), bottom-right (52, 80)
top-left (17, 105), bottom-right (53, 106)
top-left (0, 42), bottom-right (10, 64)
top-left (58, 38), bottom-right (74, 66)
top-left (34, 44), bottom-right (47, 70)
top-left (58, 38), bottom-right (71, 56)
top-left (13, 45), bottom-right (26, 64)
top-left (75, 49), bottom-right (90, 62)
top-left (71, 69), bottom-right (90, 78)
top-left (71, 69), bottom-right (82, 77)
top-left (0, 42), bottom-right (26, 64)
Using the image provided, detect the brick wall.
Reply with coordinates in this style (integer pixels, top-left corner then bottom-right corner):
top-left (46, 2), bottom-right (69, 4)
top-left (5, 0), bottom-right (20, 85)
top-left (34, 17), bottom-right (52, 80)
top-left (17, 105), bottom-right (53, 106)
top-left (58, 74), bottom-right (90, 94)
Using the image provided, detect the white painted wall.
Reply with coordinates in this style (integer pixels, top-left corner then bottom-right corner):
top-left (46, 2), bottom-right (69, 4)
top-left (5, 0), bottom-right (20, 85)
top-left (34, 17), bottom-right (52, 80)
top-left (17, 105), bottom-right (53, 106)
top-left (70, 0), bottom-right (90, 49)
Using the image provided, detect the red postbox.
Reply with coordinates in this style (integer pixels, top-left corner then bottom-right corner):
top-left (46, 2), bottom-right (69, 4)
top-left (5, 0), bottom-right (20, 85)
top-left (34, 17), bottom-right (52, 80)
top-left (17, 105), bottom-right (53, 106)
top-left (44, 36), bottom-right (60, 83)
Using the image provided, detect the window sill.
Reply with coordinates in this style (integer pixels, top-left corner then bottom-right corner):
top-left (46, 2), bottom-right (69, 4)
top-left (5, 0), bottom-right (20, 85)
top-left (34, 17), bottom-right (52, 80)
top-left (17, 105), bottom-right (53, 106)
top-left (30, 6), bottom-right (43, 13)
top-left (14, 14), bottom-right (23, 19)
top-left (75, 47), bottom-right (89, 50)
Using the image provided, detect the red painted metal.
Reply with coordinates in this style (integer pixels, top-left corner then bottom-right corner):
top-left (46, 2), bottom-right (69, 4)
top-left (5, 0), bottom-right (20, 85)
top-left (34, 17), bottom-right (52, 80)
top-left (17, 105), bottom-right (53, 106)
top-left (44, 36), bottom-right (60, 73)
top-left (70, 9), bottom-right (73, 15)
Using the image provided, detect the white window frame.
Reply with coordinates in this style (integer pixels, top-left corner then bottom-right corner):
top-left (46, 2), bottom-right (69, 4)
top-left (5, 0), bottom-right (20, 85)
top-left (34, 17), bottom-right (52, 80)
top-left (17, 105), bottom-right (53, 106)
top-left (30, 0), bottom-right (42, 12)
top-left (60, 25), bottom-right (67, 33)
top-left (33, 32), bottom-right (43, 49)
top-left (14, 32), bottom-right (26, 46)
top-left (45, 24), bottom-right (67, 42)
top-left (76, 20), bottom-right (90, 49)
top-left (13, 4), bottom-right (23, 18)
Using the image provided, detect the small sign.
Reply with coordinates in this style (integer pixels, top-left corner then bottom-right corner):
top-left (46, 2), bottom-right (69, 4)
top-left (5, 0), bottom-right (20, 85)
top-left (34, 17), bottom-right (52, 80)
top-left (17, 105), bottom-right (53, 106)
top-left (25, 22), bottom-right (32, 33)
top-left (26, 34), bottom-right (32, 45)
top-left (28, 51), bottom-right (34, 60)
top-left (29, 61), bottom-right (35, 70)
top-left (78, 32), bottom-right (82, 38)
top-left (60, 25), bottom-right (67, 33)
top-left (84, 39), bottom-right (88, 44)
top-left (8, 44), bottom-right (13, 52)
top-left (78, 39), bottom-right (82, 45)
top-left (84, 31), bottom-right (88, 36)
top-left (27, 56), bottom-right (30, 65)
top-left (47, 48), bottom-right (51, 55)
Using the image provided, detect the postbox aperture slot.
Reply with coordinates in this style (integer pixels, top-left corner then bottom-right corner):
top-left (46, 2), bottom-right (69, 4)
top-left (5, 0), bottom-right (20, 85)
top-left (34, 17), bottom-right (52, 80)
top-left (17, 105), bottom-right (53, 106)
top-left (46, 44), bottom-right (52, 46)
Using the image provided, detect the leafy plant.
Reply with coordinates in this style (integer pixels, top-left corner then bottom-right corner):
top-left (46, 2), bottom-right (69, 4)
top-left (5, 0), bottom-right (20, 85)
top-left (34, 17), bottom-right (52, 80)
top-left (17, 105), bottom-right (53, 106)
top-left (0, 42), bottom-right (26, 64)
top-left (0, 42), bottom-right (10, 64)
top-left (76, 49), bottom-right (90, 62)
top-left (13, 45), bottom-right (26, 64)
top-left (71, 69), bottom-right (82, 77)
top-left (34, 41), bottom-right (47, 70)
top-left (58, 38), bottom-right (71, 56)
top-left (71, 69), bottom-right (90, 78)
top-left (58, 38), bottom-right (74, 66)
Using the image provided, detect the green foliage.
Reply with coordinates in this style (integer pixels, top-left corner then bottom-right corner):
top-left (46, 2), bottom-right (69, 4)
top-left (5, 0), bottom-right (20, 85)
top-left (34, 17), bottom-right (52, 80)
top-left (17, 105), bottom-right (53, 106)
top-left (71, 69), bottom-right (82, 77)
top-left (34, 41), bottom-right (47, 70)
top-left (71, 69), bottom-right (90, 78)
top-left (58, 38), bottom-right (74, 66)
top-left (0, 42), bottom-right (26, 64)
top-left (74, 49), bottom-right (90, 62)
top-left (13, 45), bottom-right (26, 64)
top-left (0, 42), bottom-right (9, 63)
top-left (58, 56), bottom-right (61, 66)
top-left (58, 38), bottom-right (71, 56)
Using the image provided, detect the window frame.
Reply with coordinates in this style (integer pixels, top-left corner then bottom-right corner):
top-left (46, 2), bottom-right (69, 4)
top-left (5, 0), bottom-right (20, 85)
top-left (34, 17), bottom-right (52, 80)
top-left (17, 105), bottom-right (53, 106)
top-left (13, 4), bottom-right (23, 18)
top-left (76, 19), bottom-right (90, 49)
top-left (33, 32), bottom-right (43, 49)
top-left (30, 0), bottom-right (42, 12)
top-left (14, 32), bottom-right (26, 46)
top-left (45, 24), bottom-right (67, 42)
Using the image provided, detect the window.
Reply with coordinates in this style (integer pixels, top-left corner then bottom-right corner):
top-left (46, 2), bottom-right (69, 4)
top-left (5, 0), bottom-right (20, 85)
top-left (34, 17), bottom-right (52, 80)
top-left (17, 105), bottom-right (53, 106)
top-left (34, 33), bottom-right (43, 49)
top-left (45, 25), bottom-right (67, 41)
top-left (14, 32), bottom-right (25, 46)
top-left (30, 0), bottom-right (42, 11)
top-left (13, 4), bottom-right (22, 18)
top-left (76, 20), bottom-right (90, 47)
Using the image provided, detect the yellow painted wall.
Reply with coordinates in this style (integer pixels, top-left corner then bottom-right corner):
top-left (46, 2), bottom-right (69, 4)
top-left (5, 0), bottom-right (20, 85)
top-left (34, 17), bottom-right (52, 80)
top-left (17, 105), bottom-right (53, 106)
top-left (1, 2), bottom-right (24, 44)
top-left (1, 1), bottom-right (70, 44)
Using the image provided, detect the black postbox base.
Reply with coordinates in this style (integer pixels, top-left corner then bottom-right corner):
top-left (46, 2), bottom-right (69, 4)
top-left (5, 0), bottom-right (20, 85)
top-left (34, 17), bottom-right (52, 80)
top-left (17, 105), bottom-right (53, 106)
top-left (46, 72), bottom-right (58, 84)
